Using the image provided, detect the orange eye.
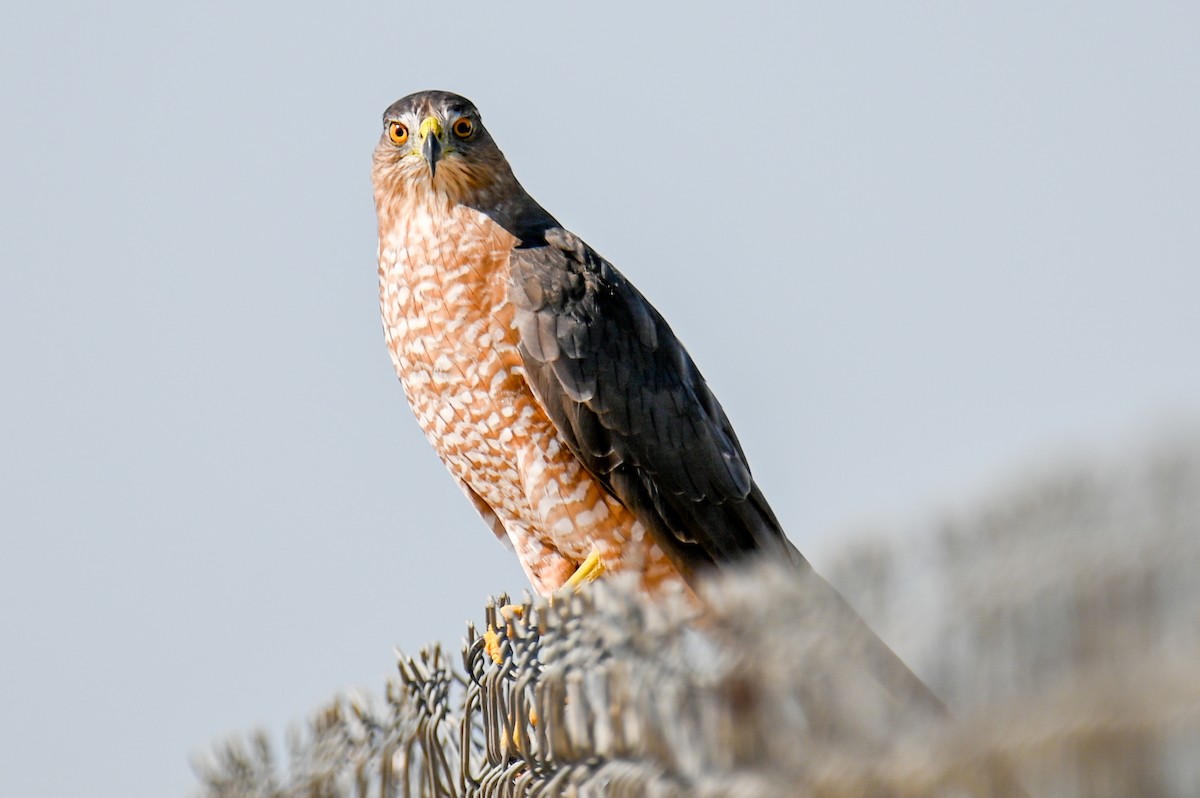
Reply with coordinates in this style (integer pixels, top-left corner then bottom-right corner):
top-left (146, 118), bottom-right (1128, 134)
top-left (388, 121), bottom-right (409, 145)
top-left (451, 117), bottom-right (474, 139)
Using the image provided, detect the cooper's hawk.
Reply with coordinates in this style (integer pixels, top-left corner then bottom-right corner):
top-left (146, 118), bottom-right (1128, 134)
top-left (373, 90), bottom-right (804, 598)
top-left (368, 93), bottom-right (1031, 789)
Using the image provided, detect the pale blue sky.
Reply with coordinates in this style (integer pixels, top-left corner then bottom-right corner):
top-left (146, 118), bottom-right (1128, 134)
top-left (2, 2), bottom-right (1198, 796)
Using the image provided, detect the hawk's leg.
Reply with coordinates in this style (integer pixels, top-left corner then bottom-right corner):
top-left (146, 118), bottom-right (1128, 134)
top-left (484, 545), bottom-right (607, 665)
top-left (560, 544), bottom-right (606, 593)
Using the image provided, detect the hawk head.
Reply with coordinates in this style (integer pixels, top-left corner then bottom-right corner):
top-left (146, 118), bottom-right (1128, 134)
top-left (372, 90), bottom-right (557, 242)
top-left (372, 90), bottom-right (515, 203)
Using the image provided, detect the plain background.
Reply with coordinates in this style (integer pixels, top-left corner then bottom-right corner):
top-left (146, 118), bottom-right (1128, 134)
top-left (2, 2), bottom-right (1197, 796)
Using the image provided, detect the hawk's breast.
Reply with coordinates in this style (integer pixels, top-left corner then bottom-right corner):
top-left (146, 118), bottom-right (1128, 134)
top-left (379, 201), bottom-right (529, 514)
top-left (378, 196), bottom-right (682, 596)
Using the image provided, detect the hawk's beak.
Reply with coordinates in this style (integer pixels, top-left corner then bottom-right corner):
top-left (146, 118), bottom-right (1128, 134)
top-left (419, 116), bottom-right (445, 179)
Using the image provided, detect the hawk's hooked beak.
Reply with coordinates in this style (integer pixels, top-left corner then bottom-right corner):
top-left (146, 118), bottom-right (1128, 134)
top-left (419, 116), bottom-right (445, 179)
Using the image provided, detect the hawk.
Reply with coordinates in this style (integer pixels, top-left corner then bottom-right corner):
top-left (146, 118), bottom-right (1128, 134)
top-left (368, 93), bottom-right (1030, 785)
top-left (373, 90), bottom-right (804, 598)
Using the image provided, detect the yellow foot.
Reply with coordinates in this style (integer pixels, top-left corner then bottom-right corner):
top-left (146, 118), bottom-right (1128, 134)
top-left (561, 544), bottom-right (606, 594)
top-left (483, 625), bottom-right (504, 665)
top-left (483, 605), bottom-right (525, 664)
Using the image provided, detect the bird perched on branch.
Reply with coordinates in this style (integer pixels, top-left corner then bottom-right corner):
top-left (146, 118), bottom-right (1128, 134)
top-left (373, 90), bottom-right (804, 598)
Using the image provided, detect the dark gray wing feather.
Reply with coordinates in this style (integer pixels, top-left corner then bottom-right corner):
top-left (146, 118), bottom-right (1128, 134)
top-left (509, 228), bottom-right (805, 578)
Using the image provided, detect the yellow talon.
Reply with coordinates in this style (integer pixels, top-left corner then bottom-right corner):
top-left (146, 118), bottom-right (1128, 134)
top-left (563, 544), bottom-right (606, 592)
top-left (483, 625), bottom-right (504, 665)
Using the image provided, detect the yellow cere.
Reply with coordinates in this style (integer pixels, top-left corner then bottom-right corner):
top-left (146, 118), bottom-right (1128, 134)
top-left (419, 116), bottom-right (444, 141)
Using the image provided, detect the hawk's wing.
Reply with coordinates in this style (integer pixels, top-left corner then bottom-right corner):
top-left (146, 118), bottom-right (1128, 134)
top-left (509, 228), bottom-right (805, 579)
